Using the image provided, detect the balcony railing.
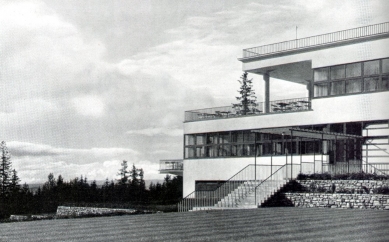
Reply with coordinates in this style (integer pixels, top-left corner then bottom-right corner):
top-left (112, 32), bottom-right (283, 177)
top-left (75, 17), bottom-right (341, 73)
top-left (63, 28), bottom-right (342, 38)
top-left (242, 22), bottom-right (389, 59)
top-left (159, 159), bottom-right (183, 173)
top-left (185, 97), bottom-right (310, 122)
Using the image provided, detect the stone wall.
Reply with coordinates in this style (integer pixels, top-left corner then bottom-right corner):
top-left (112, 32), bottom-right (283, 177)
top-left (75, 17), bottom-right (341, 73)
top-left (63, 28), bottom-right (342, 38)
top-left (285, 193), bottom-right (389, 209)
top-left (297, 180), bottom-right (389, 194)
top-left (56, 206), bottom-right (137, 217)
top-left (281, 180), bottom-right (389, 209)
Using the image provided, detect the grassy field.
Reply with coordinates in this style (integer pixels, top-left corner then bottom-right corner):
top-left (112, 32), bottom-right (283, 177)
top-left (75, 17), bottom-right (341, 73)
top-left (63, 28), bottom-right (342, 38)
top-left (1, 207), bottom-right (388, 241)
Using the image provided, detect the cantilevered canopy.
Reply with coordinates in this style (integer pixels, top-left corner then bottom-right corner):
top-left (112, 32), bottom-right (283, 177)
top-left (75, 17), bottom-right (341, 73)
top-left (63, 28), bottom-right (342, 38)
top-left (252, 127), bottom-right (363, 140)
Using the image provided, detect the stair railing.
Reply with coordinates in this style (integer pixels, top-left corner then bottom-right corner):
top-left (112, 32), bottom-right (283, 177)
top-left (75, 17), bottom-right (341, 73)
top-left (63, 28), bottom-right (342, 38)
top-left (254, 164), bottom-right (300, 206)
top-left (178, 164), bottom-right (280, 212)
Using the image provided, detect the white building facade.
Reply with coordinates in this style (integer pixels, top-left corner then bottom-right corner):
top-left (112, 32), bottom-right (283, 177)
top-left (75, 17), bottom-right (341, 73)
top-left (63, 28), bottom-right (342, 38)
top-left (165, 22), bottom-right (389, 199)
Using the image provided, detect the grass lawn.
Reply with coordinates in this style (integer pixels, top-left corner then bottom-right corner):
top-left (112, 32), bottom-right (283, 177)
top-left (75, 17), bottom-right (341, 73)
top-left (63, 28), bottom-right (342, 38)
top-left (0, 207), bottom-right (388, 241)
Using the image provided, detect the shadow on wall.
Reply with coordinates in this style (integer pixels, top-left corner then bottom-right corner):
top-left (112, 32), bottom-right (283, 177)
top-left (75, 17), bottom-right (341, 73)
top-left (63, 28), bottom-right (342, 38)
top-left (261, 180), bottom-right (305, 207)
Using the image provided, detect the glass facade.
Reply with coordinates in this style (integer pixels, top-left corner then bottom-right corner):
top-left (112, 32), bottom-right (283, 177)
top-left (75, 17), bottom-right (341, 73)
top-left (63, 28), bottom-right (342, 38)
top-left (313, 58), bottom-right (389, 97)
top-left (184, 123), bottom-right (362, 161)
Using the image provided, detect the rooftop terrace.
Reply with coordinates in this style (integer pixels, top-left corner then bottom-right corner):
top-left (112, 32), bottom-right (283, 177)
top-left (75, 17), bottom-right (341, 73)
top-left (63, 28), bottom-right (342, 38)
top-left (240, 22), bottom-right (389, 61)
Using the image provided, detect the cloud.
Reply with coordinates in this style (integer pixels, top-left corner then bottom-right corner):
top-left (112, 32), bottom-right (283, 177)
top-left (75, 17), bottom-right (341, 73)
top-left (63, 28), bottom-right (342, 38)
top-left (72, 95), bottom-right (105, 118)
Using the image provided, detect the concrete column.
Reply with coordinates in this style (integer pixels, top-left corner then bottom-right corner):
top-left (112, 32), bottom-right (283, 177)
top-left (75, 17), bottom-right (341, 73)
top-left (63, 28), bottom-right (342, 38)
top-left (263, 73), bottom-right (270, 113)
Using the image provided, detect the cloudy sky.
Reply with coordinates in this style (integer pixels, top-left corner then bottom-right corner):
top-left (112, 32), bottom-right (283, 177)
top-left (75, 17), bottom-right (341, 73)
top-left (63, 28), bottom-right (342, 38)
top-left (1, 0), bottom-right (388, 184)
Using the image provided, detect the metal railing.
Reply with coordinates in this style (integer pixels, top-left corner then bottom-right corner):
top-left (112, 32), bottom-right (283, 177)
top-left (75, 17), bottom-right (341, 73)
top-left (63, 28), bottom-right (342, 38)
top-left (242, 22), bottom-right (389, 58)
top-left (185, 97), bottom-right (310, 122)
top-left (159, 159), bottom-right (183, 171)
top-left (363, 162), bottom-right (389, 176)
top-left (177, 164), bottom-right (282, 212)
top-left (255, 164), bottom-right (300, 205)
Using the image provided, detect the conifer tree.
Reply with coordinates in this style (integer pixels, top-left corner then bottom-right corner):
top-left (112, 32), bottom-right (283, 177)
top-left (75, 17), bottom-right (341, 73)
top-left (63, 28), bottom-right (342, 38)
top-left (232, 72), bottom-right (257, 115)
top-left (117, 160), bottom-right (129, 185)
top-left (0, 141), bottom-right (12, 196)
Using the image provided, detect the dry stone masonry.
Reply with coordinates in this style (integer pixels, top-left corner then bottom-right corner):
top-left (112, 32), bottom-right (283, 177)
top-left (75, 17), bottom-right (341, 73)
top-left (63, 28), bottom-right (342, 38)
top-left (284, 180), bottom-right (389, 209)
top-left (56, 206), bottom-right (137, 217)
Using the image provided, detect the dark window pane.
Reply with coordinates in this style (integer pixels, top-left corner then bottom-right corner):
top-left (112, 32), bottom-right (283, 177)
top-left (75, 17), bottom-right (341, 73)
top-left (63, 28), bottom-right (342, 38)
top-left (206, 134), bottom-right (217, 144)
top-left (218, 132), bottom-right (229, 144)
top-left (185, 147), bottom-right (195, 158)
top-left (330, 81), bottom-right (345, 95)
top-left (314, 83), bottom-right (328, 97)
top-left (219, 145), bottom-right (230, 156)
top-left (364, 60), bottom-right (379, 76)
top-left (345, 79), bottom-right (362, 94)
top-left (331, 65), bottom-right (345, 80)
top-left (364, 77), bottom-right (379, 91)
top-left (314, 67), bottom-right (328, 81)
top-left (185, 135), bottom-right (195, 145)
top-left (383, 59), bottom-right (389, 74)
top-left (346, 63), bottom-right (361, 78)
top-left (196, 134), bottom-right (205, 145)
top-left (196, 146), bottom-right (205, 158)
top-left (243, 131), bottom-right (255, 142)
top-left (382, 75), bottom-right (389, 90)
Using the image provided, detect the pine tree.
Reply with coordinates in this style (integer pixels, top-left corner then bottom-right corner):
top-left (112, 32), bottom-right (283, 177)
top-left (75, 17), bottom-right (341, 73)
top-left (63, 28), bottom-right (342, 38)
top-left (0, 141), bottom-right (12, 196)
top-left (232, 72), bottom-right (257, 115)
top-left (117, 160), bottom-right (129, 185)
top-left (9, 169), bottom-right (20, 193)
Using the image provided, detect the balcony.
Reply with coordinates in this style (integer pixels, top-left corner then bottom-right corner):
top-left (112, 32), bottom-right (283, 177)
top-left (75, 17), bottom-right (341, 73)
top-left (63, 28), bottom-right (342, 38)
top-left (159, 159), bottom-right (183, 176)
top-left (240, 22), bottom-right (389, 61)
top-left (185, 97), bottom-right (311, 122)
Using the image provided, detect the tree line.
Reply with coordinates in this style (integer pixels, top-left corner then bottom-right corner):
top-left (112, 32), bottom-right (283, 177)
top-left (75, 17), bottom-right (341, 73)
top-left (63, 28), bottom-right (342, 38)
top-left (0, 142), bottom-right (182, 219)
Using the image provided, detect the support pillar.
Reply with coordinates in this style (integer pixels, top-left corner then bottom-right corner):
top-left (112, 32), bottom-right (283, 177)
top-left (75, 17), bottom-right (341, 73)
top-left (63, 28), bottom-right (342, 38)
top-left (264, 73), bottom-right (270, 113)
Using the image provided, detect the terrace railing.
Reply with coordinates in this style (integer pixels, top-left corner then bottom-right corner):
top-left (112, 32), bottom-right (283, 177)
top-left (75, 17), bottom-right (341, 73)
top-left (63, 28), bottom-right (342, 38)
top-left (185, 97), bottom-right (310, 122)
top-left (242, 22), bottom-right (389, 59)
top-left (159, 159), bottom-right (183, 171)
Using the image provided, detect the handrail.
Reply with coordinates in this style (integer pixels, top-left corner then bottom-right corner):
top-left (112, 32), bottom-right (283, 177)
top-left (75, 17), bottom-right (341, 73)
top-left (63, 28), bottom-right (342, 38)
top-left (177, 164), bottom-right (281, 212)
top-left (242, 22), bottom-right (389, 59)
top-left (362, 159), bottom-right (388, 175)
top-left (185, 97), bottom-right (310, 122)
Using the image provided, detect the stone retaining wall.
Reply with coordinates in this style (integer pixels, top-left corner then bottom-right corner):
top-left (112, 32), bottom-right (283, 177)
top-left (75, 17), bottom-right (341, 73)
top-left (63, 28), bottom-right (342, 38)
top-left (285, 193), bottom-right (389, 209)
top-left (297, 180), bottom-right (389, 194)
top-left (56, 206), bottom-right (137, 217)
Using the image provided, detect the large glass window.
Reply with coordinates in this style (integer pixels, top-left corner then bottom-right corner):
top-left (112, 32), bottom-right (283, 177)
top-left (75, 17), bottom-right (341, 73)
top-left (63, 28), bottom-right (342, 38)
top-left (346, 63), bottom-right (362, 78)
top-left (364, 60), bottom-right (380, 76)
top-left (331, 65), bottom-right (345, 80)
top-left (331, 81), bottom-right (345, 95)
top-left (345, 79), bottom-right (362, 94)
top-left (314, 58), bottom-right (388, 98)
top-left (185, 135), bottom-right (195, 145)
top-left (314, 67), bottom-right (328, 81)
top-left (382, 75), bottom-right (389, 90)
top-left (314, 83), bottom-right (328, 97)
top-left (383, 59), bottom-right (389, 74)
top-left (364, 77), bottom-right (379, 92)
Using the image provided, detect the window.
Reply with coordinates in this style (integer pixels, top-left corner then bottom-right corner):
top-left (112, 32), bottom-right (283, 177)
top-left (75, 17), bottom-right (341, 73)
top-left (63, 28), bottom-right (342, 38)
top-left (364, 77), bottom-right (379, 92)
top-left (382, 75), bottom-right (389, 90)
top-left (346, 63), bottom-right (361, 78)
top-left (345, 79), bottom-right (362, 94)
top-left (331, 81), bottom-right (345, 95)
top-left (196, 134), bottom-right (205, 145)
top-left (331, 65), bottom-right (345, 80)
top-left (383, 59), bottom-right (389, 74)
top-left (314, 83), bottom-right (328, 97)
top-left (218, 132), bottom-right (229, 144)
top-left (364, 60), bottom-right (379, 76)
top-left (185, 135), bottom-right (195, 145)
top-left (314, 67), bottom-right (328, 81)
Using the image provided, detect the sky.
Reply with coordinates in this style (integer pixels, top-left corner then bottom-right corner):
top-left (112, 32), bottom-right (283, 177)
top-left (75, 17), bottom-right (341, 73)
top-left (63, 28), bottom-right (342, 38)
top-left (1, 0), bottom-right (388, 184)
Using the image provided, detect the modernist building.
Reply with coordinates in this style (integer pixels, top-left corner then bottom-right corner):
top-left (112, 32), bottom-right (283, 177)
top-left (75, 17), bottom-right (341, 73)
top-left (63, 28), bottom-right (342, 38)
top-left (160, 22), bottom-right (389, 208)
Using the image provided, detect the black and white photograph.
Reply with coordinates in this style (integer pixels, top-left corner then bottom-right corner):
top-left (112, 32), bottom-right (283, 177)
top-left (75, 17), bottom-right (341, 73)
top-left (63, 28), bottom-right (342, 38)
top-left (0, 0), bottom-right (389, 241)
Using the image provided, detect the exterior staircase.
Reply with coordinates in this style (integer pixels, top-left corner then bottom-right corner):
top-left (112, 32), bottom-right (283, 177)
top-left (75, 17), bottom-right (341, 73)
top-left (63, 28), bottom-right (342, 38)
top-left (362, 122), bottom-right (389, 175)
top-left (180, 164), bottom-right (298, 212)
